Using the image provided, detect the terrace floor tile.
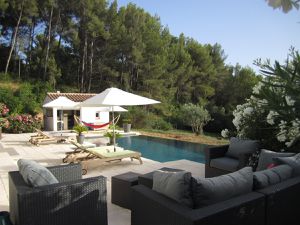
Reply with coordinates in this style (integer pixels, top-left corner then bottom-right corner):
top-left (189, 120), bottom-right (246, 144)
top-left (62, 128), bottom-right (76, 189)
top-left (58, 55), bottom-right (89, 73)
top-left (0, 132), bottom-right (205, 225)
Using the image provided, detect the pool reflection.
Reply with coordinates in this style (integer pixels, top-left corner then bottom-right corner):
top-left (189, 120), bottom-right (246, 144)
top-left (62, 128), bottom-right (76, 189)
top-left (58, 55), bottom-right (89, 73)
top-left (117, 135), bottom-right (206, 163)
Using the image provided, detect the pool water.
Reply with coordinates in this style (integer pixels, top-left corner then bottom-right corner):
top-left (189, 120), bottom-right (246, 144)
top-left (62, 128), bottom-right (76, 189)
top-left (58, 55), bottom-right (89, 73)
top-left (117, 135), bottom-right (206, 163)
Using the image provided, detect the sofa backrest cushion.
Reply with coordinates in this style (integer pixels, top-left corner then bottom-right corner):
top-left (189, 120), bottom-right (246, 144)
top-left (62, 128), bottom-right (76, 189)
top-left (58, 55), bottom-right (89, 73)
top-left (256, 149), bottom-right (295, 171)
top-left (274, 153), bottom-right (300, 176)
top-left (192, 167), bottom-right (253, 208)
top-left (253, 164), bottom-right (293, 189)
top-left (152, 170), bottom-right (193, 208)
top-left (225, 137), bottom-right (260, 159)
top-left (17, 159), bottom-right (59, 187)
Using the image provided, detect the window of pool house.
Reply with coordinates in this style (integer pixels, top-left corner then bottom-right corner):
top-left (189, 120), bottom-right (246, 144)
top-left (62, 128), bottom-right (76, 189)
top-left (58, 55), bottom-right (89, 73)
top-left (96, 112), bottom-right (100, 119)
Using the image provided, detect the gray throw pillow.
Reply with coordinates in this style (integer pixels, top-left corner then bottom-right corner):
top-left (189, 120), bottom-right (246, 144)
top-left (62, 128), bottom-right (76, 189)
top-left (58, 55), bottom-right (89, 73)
top-left (256, 149), bottom-right (295, 171)
top-left (274, 153), bottom-right (300, 176)
top-left (226, 137), bottom-right (260, 159)
top-left (253, 164), bottom-right (293, 189)
top-left (152, 170), bottom-right (193, 208)
top-left (192, 167), bottom-right (253, 208)
top-left (17, 159), bottom-right (59, 187)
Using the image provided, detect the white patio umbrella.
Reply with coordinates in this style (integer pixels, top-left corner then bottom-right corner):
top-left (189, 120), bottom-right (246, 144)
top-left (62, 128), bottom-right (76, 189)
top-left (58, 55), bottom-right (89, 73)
top-left (81, 87), bottom-right (160, 150)
top-left (43, 96), bottom-right (79, 131)
top-left (97, 106), bottom-right (128, 112)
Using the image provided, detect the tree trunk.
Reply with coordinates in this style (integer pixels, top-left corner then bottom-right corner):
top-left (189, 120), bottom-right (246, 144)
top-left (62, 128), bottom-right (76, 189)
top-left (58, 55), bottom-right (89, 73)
top-left (43, 4), bottom-right (54, 81)
top-left (5, 0), bottom-right (25, 75)
top-left (27, 18), bottom-right (35, 76)
top-left (57, 33), bottom-right (62, 50)
top-left (120, 55), bottom-right (124, 84)
top-left (87, 40), bottom-right (94, 92)
top-left (12, 42), bottom-right (18, 73)
top-left (18, 57), bottom-right (21, 79)
top-left (135, 65), bottom-right (139, 90)
top-left (80, 32), bottom-right (87, 92)
top-left (77, 60), bottom-right (80, 89)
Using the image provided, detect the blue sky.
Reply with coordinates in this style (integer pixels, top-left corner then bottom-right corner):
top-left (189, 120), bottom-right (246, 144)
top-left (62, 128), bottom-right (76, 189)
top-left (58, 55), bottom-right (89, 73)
top-left (111, 0), bottom-right (300, 72)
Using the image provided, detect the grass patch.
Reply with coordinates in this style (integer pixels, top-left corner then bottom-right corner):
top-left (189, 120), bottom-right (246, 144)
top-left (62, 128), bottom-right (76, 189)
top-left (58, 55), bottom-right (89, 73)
top-left (0, 81), bottom-right (21, 91)
top-left (136, 129), bottom-right (228, 146)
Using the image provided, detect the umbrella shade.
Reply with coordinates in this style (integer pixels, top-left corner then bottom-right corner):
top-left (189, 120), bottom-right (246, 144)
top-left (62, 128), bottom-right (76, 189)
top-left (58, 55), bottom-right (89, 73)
top-left (43, 96), bottom-right (79, 109)
top-left (97, 106), bottom-right (127, 112)
top-left (81, 88), bottom-right (160, 106)
top-left (43, 96), bottom-right (79, 131)
top-left (81, 87), bottom-right (160, 151)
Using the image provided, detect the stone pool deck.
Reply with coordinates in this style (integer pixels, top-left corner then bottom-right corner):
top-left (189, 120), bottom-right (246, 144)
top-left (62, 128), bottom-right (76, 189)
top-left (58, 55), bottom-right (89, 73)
top-left (0, 132), bottom-right (205, 225)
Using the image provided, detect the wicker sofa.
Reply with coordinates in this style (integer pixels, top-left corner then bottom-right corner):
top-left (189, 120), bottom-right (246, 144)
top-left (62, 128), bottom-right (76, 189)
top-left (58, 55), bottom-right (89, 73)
top-left (131, 169), bottom-right (300, 225)
top-left (256, 176), bottom-right (300, 225)
top-left (131, 184), bottom-right (265, 225)
top-left (9, 163), bottom-right (107, 225)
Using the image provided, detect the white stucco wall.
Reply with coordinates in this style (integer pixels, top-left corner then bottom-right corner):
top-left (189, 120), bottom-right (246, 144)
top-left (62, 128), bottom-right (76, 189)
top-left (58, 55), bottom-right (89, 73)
top-left (80, 107), bottom-right (109, 123)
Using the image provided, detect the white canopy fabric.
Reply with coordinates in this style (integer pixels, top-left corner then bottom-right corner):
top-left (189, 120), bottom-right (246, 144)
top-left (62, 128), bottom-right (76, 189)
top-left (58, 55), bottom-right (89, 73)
top-left (97, 106), bottom-right (127, 112)
top-left (81, 87), bottom-right (160, 107)
top-left (43, 96), bottom-right (79, 109)
top-left (80, 87), bottom-right (160, 151)
top-left (43, 96), bottom-right (79, 131)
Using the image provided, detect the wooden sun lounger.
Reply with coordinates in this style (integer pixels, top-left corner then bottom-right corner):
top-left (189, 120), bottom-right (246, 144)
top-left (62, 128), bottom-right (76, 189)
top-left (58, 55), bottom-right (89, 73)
top-left (64, 141), bottom-right (143, 174)
top-left (29, 129), bottom-right (66, 146)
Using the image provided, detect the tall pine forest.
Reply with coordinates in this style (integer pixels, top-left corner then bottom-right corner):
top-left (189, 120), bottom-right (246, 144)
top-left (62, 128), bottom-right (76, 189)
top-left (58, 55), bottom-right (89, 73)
top-left (0, 0), bottom-right (260, 133)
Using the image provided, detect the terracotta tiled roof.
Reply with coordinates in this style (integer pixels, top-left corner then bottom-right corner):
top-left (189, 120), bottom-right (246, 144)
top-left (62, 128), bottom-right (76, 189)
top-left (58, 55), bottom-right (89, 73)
top-left (47, 92), bottom-right (96, 102)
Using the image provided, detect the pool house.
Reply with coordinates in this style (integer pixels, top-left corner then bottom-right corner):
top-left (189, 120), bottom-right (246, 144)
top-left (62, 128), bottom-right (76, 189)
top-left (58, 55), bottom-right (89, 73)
top-left (43, 92), bottom-right (110, 131)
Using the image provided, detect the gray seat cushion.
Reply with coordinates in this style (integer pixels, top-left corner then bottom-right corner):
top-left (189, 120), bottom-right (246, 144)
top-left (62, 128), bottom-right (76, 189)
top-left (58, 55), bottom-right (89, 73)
top-left (210, 157), bottom-right (239, 172)
top-left (253, 164), bottom-right (293, 189)
top-left (226, 137), bottom-right (260, 159)
top-left (274, 153), bottom-right (300, 176)
top-left (17, 159), bottom-right (59, 187)
top-left (152, 170), bottom-right (193, 208)
top-left (192, 167), bottom-right (253, 208)
top-left (256, 149), bottom-right (295, 171)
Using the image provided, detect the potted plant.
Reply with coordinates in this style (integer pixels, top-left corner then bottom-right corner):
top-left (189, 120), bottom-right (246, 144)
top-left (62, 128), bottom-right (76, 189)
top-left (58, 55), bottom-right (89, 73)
top-left (122, 118), bottom-right (132, 133)
top-left (104, 131), bottom-right (122, 145)
top-left (73, 124), bottom-right (88, 144)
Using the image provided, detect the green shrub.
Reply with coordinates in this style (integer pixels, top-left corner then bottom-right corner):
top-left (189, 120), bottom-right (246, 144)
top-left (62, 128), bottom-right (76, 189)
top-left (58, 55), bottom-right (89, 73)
top-left (0, 72), bottom-right (13, 81)
top-left (145, 114), bottom-right (172, 131)
top-left (126, 107), bottom-right (148, 129)
top-left (73, 124), bottom-right (88, 135)
top-left (178, 103), bottom-right (211, 135)
top-left (104, 131), bottom-right (122, 144)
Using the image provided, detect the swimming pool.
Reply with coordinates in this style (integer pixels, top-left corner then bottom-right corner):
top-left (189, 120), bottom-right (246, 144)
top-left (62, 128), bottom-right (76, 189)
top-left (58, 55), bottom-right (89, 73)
top-left (117, 135), bottom-right (206, 163)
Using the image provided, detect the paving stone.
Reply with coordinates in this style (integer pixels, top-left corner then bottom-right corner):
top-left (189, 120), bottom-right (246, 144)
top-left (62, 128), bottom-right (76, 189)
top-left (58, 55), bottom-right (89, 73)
top-left (0, 132), bottom-right (205, 224)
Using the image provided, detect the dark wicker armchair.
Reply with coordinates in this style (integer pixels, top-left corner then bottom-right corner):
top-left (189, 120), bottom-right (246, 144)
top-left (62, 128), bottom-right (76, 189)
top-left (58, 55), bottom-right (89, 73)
top-left (9, 163), bottom-right (107, 225)
top-left (205, 138), bottom-right (261, 178)
top-left (205, 144), bottom-right (256, 178)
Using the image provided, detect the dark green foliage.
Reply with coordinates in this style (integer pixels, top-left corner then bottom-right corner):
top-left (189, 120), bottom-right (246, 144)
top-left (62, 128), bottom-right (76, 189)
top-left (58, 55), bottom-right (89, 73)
top-left (0, 81), bottom-right (48, 114)
top-left (146, 114), bottom-right (173, 131)
top-left (229, 50), bottom-right (300, 152)
top-left (204, 106), bottom-right (234, 133)
top-left (0, 0), bottom-right (259, 133)
top-left (266, 0), bottom-right (299, 13)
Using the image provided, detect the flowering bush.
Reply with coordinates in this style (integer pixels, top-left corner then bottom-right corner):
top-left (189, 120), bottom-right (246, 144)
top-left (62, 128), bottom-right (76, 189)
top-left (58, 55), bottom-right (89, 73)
top-left (4, 114), bottom-right (42, 133)
top-left (0, 103), bottom-right (9, 116)
top-left (0, 102), bottom-right (42, 133)
top-left (222, 50), bottom-right (300, 152)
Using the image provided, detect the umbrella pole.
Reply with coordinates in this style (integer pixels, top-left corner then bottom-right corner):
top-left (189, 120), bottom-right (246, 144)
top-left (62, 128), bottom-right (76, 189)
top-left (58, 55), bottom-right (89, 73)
top-left (60, 109), bottom-right (63, 133)
top-left (112, 106), bottom-right (116, 152)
